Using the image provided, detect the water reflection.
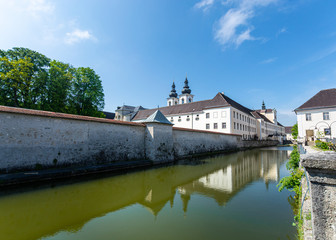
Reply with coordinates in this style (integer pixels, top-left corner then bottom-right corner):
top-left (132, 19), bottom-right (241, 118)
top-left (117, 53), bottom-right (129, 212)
top-left (0, 148), bottom-right (290, 240)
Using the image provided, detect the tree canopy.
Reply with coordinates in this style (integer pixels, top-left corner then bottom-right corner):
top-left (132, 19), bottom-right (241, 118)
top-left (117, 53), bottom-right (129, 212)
top-left (0, 47), bottom-right (105, 117)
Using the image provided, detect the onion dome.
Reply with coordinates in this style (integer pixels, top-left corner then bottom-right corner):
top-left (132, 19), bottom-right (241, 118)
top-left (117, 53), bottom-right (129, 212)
top-left (169, 81), bottom-right (178, 98)
top-left (181, 77), bottom-right (191, 94)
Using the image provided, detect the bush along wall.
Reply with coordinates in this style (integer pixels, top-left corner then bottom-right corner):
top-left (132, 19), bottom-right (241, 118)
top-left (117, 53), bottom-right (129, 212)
top-left (277, 145), bottom-right (304, 239)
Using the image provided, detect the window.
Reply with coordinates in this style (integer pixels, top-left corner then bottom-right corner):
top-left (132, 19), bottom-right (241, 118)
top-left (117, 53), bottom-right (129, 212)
top-left (234, 122), bottom-right (236, 129)
top-left (186, 116), bottom-right (190, 121)
top-left (195, 114), bottom-right (199, 120)
top-left (178, 116), bottom-right (181, 122)
top-left (240, 114), bottom-right (241, 120)
top-left (189, 98), bottom-right (192, 103)
top-left (306, 113), bottom-right (312, 121)
top-left (323, 112), bottom-right (330, 120)
top-left (221, 111), bottom-right (226, 118)
top-left (169, 101), bottom-right (171, 106)
top-left (214, 112), bottom-right (218, 118)
top-left (206, 113), bottom-right (210, 118)
top-left (240, 124), bottom-right (242, 130)
top-left (222, 122), bottom-right (226, 129)
top-left (181, 99), bottom-right (185, 104)
top-left (206, 124), bottom-right (210, 129)
top-left (214, 123), bottom-right (218, 129)
top-left (170, 117), bottom-right (174, 122)
top-left (233, 111), bottom-right (235, 118)
top-left (175, 101), bottom-right (177, 105)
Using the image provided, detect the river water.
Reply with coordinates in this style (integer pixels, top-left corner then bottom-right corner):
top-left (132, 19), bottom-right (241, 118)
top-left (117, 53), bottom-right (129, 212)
top-left (0, 147), bottom-right (296, 240)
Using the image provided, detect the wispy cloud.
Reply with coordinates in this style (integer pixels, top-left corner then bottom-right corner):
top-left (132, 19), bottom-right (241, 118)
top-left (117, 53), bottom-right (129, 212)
top-left (196, 0), bottom-right (278, 49)
top-left (260, 57), bottom-right (277, 64)
top-left (194, 0), bottom-right (215, 11)
top-left (26, 0), bottom-right (54, 18)
top-left (0, 0), bottom-right (96, 48)
top-left (306, 45), bottom-right (336, 63)
top-left (276, 27), bottom-right (287, 37)
top-left (65, 29), bottom-right (96, 44)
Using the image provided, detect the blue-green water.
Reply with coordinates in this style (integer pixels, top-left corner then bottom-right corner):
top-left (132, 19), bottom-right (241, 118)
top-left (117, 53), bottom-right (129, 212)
top-left (0, 147), bottom-right (296, 240)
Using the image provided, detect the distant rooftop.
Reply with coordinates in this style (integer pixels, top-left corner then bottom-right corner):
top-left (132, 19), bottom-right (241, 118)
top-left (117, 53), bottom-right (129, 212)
top-left (285, 126), bottom-right (293, 134)
top-left (133, 92), bottom-right (254, 121)
top-left (295, 88), bottom-right (336, 111)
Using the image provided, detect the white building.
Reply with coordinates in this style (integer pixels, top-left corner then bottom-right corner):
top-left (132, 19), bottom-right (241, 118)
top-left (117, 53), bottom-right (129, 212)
top-left (129, 78), bottom-right (285, 140)
top-left (284, 126), bottom-right (294, 141)
top-left (294, 88), bottom-right (336, 143)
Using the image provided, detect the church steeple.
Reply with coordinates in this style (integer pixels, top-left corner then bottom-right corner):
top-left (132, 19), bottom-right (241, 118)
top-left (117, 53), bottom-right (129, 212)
top-left (181, 76), bottom-right (191, 94)
top-left (167, 81), bottom-right (179, 106)
top-left (262, 101), bottom-right (266, 110)
top-left (169, 81), bottom-right (178, 98)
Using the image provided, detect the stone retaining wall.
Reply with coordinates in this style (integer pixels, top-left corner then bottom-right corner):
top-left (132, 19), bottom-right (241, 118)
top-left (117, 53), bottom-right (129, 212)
top-left (301, 152), bottom-right (336, 240)
top-left (0, 106), bottom-right (279, 173)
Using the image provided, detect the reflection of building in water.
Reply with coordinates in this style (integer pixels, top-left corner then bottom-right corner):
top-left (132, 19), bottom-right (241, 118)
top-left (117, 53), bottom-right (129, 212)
top-left (0, 149), bottom-right (290, 240)
top-left (178, 150), bottom-right (288, 207)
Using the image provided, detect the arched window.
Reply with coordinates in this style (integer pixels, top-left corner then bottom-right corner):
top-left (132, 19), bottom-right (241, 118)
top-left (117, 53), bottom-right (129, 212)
top-left (182, 98), bottom-right (185, 104)
top-left (189, 98), bottom-right (192, 103)
top-left (169, 101), bottom-right (171, 106)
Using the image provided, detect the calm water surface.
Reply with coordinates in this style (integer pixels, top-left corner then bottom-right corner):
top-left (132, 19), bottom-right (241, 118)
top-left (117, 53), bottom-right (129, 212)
top-left (0, 147), bottom-right (296, 240)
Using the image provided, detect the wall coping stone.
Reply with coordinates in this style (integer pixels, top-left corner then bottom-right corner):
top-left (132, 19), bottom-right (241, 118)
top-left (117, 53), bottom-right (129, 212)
top-left (301, 152), bottom-right (336, 171)
top-left (0, 105), bottom-right (145, 127)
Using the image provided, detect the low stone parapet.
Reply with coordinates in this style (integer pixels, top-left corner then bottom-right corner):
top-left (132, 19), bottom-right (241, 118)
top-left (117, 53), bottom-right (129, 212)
top-left (301, 152), bottom-right (336, 240)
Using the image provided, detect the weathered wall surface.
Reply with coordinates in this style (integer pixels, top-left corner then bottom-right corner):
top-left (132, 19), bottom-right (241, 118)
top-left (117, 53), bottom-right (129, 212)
top-left (173, 128), bottom-right (240, 158)
top-left (301, 152), bottom-right (336, 240)
top-left (239, 140), bottom-right (279, 149)
top-left (145, 123), bottom-right (174, 163)
top-left (0, 106), bottom-right (279, 173)
top-left (0, 110), bottom-right (145, 172)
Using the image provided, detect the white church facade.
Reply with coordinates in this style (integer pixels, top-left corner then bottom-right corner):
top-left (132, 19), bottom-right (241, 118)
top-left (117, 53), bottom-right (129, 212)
top-left (117, 77), bottom-right (285, 140)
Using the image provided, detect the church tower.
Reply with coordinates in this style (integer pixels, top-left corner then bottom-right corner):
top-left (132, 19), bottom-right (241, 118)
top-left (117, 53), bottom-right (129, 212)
top-left (167, 81), bottom-right (179, 106)
top-left (179, 76), bottom-right (194, 104)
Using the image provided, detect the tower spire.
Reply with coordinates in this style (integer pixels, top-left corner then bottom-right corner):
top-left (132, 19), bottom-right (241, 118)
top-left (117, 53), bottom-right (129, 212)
top-left (181, 76), bottom-right (191, 94)
top-left (262, 100), bottom-right (266, 110)
top-left (169, 81), bottom-right (178, 98)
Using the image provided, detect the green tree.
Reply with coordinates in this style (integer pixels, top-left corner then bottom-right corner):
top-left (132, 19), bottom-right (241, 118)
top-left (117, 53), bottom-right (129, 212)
top-left (291, 123), bottom-right (298, 140)
top-left (46, 60), bottom-right (75, 113)
top-left (70, 67), bottom-right (105, 117)
top-left (0, 56), bottom-right (35, 108)
top-left (0, 47), bottom-right (50, 109)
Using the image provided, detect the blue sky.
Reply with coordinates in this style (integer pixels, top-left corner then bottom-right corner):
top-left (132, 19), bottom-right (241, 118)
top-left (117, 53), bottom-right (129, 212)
top-left (1, 0), bottom-right (336, 126)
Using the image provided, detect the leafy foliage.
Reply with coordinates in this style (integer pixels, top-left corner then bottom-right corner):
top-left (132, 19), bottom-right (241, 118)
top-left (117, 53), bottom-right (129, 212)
top-left (315, 140), bottom-right (329, 150)
top-left (277, 145), bottom-right (304, 239)
top-left (278, 145), bottom-right (303, 194)
top-left (0, 47), bottom-right (105, 117)
top-left (291, 123), bottom-right (298, 140)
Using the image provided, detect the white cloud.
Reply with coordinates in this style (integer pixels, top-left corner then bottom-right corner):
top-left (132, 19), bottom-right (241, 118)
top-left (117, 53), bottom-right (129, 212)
top-left (26, 0), bottom-right (55, 18)
top-left (194, 0), bottom-right (215, 11)
top-left (260, 57), bottom-right (277, 64)
top-left (65, 29), bottom-right (96, 44)
top-left (276, 27), bottom-right (287, 37)
top-left (199, 0), bottom-right (278, 48)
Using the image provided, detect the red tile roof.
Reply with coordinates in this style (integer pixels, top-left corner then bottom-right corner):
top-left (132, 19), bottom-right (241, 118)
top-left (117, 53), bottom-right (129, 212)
top-left (295, 88), bottom-right (336, 111)
top-left (0, 105), bottom-right (145, 127)
top-left (285, 126), bottom-right (292, 134)
top-left (133, 92), bottom-right (254, 120)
